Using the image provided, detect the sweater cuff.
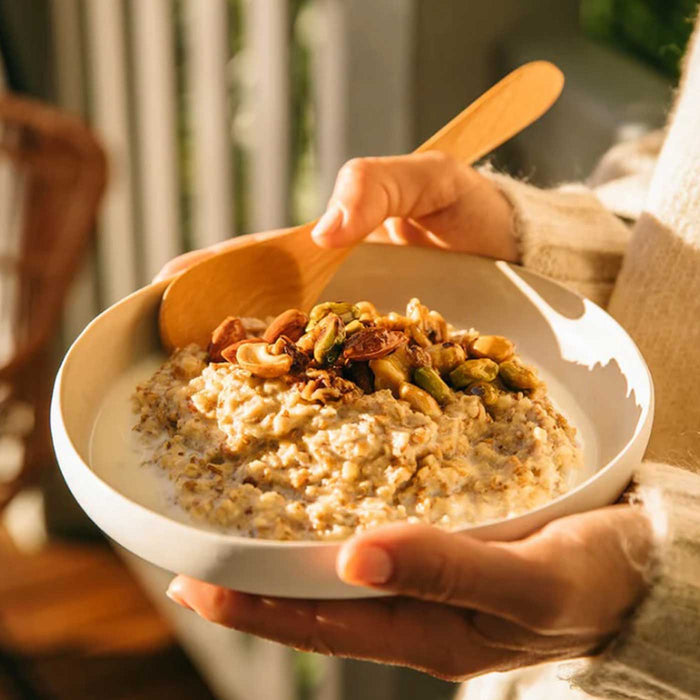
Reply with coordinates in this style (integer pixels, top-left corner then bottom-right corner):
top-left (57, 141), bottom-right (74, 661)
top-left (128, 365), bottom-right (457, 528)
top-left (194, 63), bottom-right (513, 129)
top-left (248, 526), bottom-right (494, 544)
top-left (480, 169), bottom-right (631, 307)
top-left (564, 462), bottom-right (700, 699)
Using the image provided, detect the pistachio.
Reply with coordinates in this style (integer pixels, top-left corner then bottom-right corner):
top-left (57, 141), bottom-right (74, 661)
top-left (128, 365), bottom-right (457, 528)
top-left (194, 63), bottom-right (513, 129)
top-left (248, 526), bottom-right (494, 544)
top-left (343, 328), bottom-right (406, 362)
top-left (354, 300), bottom-right (379, 322)
top-left (468, 335), bottom-right (515, 363)
top-left (498, 360), bottom-right (540, 390)
top-left (296, 325), bottom-right (322, 353)
top-left (263, 309), bottom-right (308, 343)
top-left (208, 316), bottom-right (246, 361)
top-left (449, 358), bottom-right (499, 388)
top-left (425, 342), bottom-right (467, 374)
top-left (313, 313), bottom-right (346, 365)
top-left (399, 382), bottom-right (441, 417)
top-left (344, 361), bottom-right (374, 394)
top-left (413, 366), bottom-right (452, 405)
top-left (467, 380), bottom-right (500, 407)
top-left (236, 342), bottom-right (292, 378)
top-left (369, 345), bottom-right (412, 395)
top-left (307, 302), bottom-right (357, 329)
top-left (220, 337), bottom-right (265, 363)
top-left (344, 319), bottom-right (365, 336)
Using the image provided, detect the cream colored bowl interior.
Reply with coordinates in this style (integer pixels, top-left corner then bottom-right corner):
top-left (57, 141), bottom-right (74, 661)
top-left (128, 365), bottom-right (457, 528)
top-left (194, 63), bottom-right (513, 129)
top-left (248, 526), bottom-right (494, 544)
top-left (51, 245), bottom-right (653, 598)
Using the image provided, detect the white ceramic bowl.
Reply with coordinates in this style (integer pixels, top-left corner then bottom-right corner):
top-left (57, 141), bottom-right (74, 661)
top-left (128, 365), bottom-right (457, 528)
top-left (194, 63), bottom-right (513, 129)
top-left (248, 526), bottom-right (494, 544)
top-left (51, 244), bottom-right (653, 598)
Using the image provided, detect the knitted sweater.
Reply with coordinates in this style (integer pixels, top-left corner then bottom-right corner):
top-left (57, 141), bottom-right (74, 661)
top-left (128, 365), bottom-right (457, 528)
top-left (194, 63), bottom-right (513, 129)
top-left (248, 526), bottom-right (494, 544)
top-left (462, 15), bottom-right (700, 700)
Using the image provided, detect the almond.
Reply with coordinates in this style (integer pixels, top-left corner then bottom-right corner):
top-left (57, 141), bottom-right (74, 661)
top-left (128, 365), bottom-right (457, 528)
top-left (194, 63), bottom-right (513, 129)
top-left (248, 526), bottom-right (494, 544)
top-left (209, 317), bottom-right (246, 361)
top-left (263, 309), bottom-right (308, 343)
top-left (343, 328), bottom-right (406, 362)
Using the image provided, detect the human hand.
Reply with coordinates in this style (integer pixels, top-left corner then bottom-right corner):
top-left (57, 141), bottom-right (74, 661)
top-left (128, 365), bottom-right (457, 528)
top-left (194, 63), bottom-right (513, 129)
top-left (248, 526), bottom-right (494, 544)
top-left (166, 505), bottom-right (652, 681)
top-left (154, 152), bottom-right (517, 282)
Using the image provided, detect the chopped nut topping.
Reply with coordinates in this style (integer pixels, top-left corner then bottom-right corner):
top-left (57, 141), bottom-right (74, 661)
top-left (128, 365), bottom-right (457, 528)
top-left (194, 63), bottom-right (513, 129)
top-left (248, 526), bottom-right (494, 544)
top-left (204, 298), bottom-right (540, 414)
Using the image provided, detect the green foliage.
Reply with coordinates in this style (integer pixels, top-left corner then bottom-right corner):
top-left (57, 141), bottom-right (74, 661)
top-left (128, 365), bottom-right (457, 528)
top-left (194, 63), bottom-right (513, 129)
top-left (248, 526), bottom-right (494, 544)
top-left (580, 0), bottom-right (700, 80)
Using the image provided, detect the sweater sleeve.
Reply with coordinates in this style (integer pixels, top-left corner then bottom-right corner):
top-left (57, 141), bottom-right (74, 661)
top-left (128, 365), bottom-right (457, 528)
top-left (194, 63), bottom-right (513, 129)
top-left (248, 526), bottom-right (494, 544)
top-left (480, 169), bottom-right (632, 308)
top-left (565, 462), bottom-right (700, 700)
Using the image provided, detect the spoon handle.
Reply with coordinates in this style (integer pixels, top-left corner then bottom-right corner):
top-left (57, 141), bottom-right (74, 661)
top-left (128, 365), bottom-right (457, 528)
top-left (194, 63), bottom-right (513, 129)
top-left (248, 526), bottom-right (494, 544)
top-left (415, 60), bottom-right (563, 163)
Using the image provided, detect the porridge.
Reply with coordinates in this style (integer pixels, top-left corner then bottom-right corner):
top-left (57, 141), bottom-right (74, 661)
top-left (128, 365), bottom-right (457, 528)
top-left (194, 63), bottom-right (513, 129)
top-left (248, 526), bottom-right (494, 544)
top-left (133, 299), bottom-right (581, 540)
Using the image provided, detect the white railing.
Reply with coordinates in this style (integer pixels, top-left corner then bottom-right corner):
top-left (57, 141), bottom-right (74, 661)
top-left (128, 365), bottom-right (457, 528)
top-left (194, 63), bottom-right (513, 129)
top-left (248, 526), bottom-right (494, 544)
top-left (48, 1), bottom-right (415, 698)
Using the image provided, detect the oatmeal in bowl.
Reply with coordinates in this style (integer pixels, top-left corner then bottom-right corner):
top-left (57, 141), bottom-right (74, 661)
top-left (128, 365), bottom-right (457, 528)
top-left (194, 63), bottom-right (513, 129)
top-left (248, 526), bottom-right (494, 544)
top-left (133, 298), bottom-right (582, 541)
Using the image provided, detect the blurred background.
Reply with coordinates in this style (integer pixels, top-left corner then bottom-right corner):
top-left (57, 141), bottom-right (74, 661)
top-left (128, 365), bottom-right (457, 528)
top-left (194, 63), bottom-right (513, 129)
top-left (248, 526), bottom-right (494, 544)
top-left (0, 0), bottom-right (695, 698)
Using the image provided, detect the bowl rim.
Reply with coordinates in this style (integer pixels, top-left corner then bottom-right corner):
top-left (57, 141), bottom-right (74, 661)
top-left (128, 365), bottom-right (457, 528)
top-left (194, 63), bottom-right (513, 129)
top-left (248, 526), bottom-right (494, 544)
top-left (51, 252), bottom-right (655, 551)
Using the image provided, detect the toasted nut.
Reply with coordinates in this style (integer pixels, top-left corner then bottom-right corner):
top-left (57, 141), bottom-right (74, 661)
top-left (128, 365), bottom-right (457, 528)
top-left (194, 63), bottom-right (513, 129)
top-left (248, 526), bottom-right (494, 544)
top-left (209, 316), bottom-right (246, 361)
top-left (399, 382), bottom-right (441, 417)
top-left (406, 297), bottom-right (429, 326)
top-left (220, 337), bottom-right (264, 363)
top-left (236, 342), bottom-right (292, 377)
top-left (375, 312), bottom-right (412, 331)
top-left (406, 343), bottom-right (432, 368)
top-left (498, 360), bottom-right (540, 390)
top-left (344, 319), bottom-right (365, 335)
top-left (449, 358), bottom-right (499, 387)
top-left (468, 335), bottom-right (515, 362)
top-left (369, 345), bottom-right (412, 395)
top-left (408, 324), bottom-right (431, 348)
top-left (355, 300), bottom-right (379, 322)
top-left (344, 361), bottom-right (374, 394)
top-left (425, 342), bottom-right (466, 374)
top-left (406, 298), bottom-right (447, 342)
top-left (269, 335), bottom-right (310, 372)
top-left (413, 366), bottom-right (452, 405)
top-left (296, 325), bottom-right (322, 353)
top-left (263, 309), bottom-right (308, 343)
top-left (300, 369), bottom-right (360, 404)
top-left (427, 310), bottom-right (448, 343)
top-left (313, 314), bottom-right (346, 365)
top-left (343, 328), bottom-right (406, 361)
top-left (308, 302), bottom-right (357, 329)
top-left (467, 380), bottom-right (500, 407)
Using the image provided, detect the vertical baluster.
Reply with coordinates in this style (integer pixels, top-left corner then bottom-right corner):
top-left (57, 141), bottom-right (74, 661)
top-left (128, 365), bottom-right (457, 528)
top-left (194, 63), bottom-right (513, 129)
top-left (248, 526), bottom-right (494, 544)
top-left (310, 0), bottom-right (348, 206)
top-left (84, 0), bottom-right (139, 308)
top-left (183, 0), bottom-right (233, 249)
top-left (131, 0), bottom-right (182, 281)
top-left (49, 0), bottom-right (100, 343)
top-left (247, 0), bottom-right (290, 231)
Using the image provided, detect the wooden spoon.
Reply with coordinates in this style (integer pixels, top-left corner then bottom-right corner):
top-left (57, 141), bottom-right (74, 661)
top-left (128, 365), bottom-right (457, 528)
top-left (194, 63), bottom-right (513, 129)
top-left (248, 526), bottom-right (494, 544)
top-left (159, 60), bottom-right (564, 350)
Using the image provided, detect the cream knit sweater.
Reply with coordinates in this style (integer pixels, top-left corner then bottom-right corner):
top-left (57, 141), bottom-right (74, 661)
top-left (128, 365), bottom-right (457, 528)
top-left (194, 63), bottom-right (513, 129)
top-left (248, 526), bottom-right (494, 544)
top-left (461, 15), bottom-right (700, 700)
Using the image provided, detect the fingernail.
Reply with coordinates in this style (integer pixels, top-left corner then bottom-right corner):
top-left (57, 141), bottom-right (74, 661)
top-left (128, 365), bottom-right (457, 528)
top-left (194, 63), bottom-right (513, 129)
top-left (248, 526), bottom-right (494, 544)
top-left (311, 205), bottom-right (343, 244)
top-left (339, 545), bottom-right (393, 585)
top-left (166, 580), bottom-right (193, 610)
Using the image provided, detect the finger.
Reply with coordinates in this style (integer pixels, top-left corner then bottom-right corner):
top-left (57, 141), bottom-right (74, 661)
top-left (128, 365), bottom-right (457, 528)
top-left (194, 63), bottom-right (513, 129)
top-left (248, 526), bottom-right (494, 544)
top-left (336, 523), bottom-right (568, 632)
top-left (166, 575), bottom-right (527, 681)
top-left (311, 151), bottom-right (473, 247)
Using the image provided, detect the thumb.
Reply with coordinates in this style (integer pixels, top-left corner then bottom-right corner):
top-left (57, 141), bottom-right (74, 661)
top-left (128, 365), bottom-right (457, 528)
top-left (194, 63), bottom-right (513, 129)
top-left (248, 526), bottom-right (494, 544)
top-left (311, 151), bottom-right (472, 247)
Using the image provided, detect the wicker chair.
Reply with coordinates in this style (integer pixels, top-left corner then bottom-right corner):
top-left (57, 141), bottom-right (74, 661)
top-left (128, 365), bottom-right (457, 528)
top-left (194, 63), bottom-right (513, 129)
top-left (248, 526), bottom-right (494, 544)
top-left (0, 93), bottom-right (106, 510)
